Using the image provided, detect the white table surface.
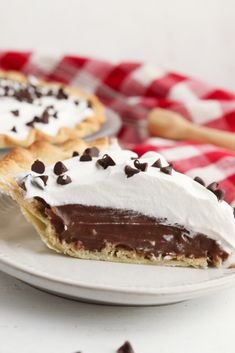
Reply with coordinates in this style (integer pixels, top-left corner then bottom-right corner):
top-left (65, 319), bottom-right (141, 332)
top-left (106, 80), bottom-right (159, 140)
top-left (1, 269), bottom-right (235, 353)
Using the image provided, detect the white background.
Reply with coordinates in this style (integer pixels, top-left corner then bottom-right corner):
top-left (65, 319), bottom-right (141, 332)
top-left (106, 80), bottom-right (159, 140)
top-left (0, 0), bottom-right (235, 90)
top-left (1, 0), bottom-right (235, 352)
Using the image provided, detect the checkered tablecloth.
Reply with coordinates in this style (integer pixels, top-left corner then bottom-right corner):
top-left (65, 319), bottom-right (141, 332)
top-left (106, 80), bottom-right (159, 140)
top-left (1, 51), bottom-right (235, 204)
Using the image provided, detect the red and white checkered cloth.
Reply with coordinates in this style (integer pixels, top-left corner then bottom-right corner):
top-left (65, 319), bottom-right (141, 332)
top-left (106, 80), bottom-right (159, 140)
top-left (1, 51), bottom-right (235, 204)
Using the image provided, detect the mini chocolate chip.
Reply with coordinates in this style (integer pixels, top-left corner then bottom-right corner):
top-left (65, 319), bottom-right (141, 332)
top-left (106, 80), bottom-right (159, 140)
top-left (194, 176), bottom-right (205, 186)
top-left (57, 174), bottom-right (72, 185)
top-left (151, 159), bottom-right (162, 168)
top-left (41, 110), bottom-right (49, 124)
top-left (124, 165), bottom-right (140, 178)
top-left (160, 164), bottom-right (173, 175)
top-left (53, 112), bottom-right (58, 118)
top-left (72, 151), bottom-right (79, 157)
top-left (233, 208), bottom-right (235, 218)
top-left (54, 161), bottom-right (68, 175)
top-left (96, 154), bottom-right (116, 169)
top-left (84, 146), bottom-right (100, 157)
top-left (38, 175), bottom-right (49, 186)
top-left (80, 154), bottom-right (92, 162)
top-left (31, 175), bottom-right (48, 190)
top-left (117, 341), bottom-right (135, 353)
top-left (11, 126), bottom-right (17, 133)
top-left (213, 189), bottom-right (225, 201)
top-left (87, 100), bottom-right (93, 108)
top-left (207, 182), bottom-right (218, 192)
top-left (74, 100), bottom-right (79, 105)
top-left (11, 109), bottom-right (19, 117)
top-left (134, 159), bottom-right (148, 172)
top-left (31, 160), bottom-right (45, 174)
top-left (19, 181), bottom-right (26, 191)
top-left (57, 87), bottom-right (68, 100)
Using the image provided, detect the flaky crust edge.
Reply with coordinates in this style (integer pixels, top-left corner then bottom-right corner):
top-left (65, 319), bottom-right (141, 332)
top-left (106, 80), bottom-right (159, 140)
top-left (0, 138), bottom-right (220, 268)
top-left (0, 70), bottom-right (106, 148)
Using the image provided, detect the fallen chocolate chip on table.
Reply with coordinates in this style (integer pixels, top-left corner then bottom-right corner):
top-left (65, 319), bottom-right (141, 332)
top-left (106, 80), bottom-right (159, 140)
top-left (54, 161), bottom-right (68, 175)
top-left (31, 160), bottom-right (45, 174)
top-left (117, 341), bottom-right (135, 353)
top-left (57, 174), bottom-right (72, 185)
top-left (124, 165), bottom-right (140, 178)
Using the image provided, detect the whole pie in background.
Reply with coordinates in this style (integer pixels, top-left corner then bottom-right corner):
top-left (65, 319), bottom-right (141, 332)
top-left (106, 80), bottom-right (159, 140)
top-left (0, 71), bottom-right (105, 148)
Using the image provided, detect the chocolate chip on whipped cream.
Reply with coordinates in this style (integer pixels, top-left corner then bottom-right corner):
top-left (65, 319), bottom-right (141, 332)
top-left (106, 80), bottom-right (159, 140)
top-left (80, 154), bottom-right (92, 162)
top-left (96, 154), bottom-right (116, 169)
top-left (57, 174), bottom-right (72, 185)
top-left (84, 147), bottom-right (100, 157)
top-left (134, 159), bottom-right (148, 172)
top-left (117, 341), bottom-right (135, 353)
top-left (194, 176), bottom-right (205, 186)
top-left (124, 165), bottom-right (140, 178)
top-left (72, 151), bottom-right (79, 157)
top-left (53, 161), bottom-right (68, 175)
top-left (11, 126), bottom-right (17, 133)
top-left (151, 158), bottom-right (162, 168)
top-left (11, 109), bottom-right (19, 117)
top-left (31, 160), bottom-right (45, 174)
top-left (214, 189), bottom-right (225, 201)
top-left (31, 175), bottom-right (49, 190)
top-left (207, 182), bottom-right (218, 192)
top-left (160, 164), bottom-right (173, 175)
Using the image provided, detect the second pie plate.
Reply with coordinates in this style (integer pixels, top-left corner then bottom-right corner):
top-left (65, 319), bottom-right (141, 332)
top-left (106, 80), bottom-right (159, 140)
top-left (1, 193), bottom-right (235, 306)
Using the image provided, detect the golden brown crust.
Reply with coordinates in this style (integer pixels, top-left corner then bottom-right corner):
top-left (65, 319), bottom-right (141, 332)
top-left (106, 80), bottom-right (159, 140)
top-left (0, 70), bottom-right (106, 148)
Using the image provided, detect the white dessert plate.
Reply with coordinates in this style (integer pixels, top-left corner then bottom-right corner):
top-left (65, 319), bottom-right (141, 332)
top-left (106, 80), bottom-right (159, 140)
top-left (1, 193), bottom-right (235, 306)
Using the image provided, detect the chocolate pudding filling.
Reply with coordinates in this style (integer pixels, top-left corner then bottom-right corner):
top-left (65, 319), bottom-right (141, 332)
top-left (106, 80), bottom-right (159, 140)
top-left (37, 200), bottom-right (229, 264)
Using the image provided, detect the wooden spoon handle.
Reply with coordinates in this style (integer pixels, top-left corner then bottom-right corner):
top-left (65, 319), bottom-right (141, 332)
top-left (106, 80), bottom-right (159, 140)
top-left (188, 124), bottom-right (235, 151)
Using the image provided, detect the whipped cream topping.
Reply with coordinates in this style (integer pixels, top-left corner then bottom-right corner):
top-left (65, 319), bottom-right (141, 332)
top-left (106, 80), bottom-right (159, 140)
top-left (18, 144), bottom-right (235, 252)
top-left (0, 77), bottom-right (94, 140)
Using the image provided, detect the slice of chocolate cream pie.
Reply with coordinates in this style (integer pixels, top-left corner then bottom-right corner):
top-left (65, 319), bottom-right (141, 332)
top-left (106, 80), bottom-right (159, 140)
top-left (1, 138), bottom-right (235, 268)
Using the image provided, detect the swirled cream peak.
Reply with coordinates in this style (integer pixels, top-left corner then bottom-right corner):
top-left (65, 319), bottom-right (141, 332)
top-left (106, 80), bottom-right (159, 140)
top-left (18, 143), bottom-right (235, 252)
top-left (0, 77), bottom-right (94, 140)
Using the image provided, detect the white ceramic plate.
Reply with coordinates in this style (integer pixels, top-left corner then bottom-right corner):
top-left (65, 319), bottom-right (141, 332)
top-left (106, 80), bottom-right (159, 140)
top-left (1, 193), bottom-right (235, 306)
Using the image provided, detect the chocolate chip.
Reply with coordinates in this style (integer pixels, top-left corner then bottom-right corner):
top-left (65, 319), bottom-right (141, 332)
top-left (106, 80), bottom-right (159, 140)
top-left (160, 164), bottom-right (173, 175)
top-left (41, 110), bottom-right (49, 124)
top-left (53, 112), bottom-right (58, 118)
top-left (117, 341), bottom-right (135, 353)
top-left (233, 208), bottom-right (235, 218)
top-left (84, 146), bottom-right (100, 157)
top-left (124, 165), bottom-right (140, 178)
top-left (53, 161), bottom-right (68, 175)
top-left (11, 126), bottom-right (17, 133)
top-left (31, 160), bottom-right (45, 174)
top-left (74, 100), bottom-right (79, 105)
top-left (213, 189), bottom-right (225, 201)
top-left (207, 182), bottom-right (218, 192)
top-left (72, 151), bottom-right (79, 157)
top-left (134, 159), bottom-right (148, 172)
top-left (151, 159), bottom-right (162, 168)
top-left (38, 175), bottom-right (48, 186)
top-left (31, 175), bottom-right (48, 190)
top-left (194, 176), bottom-right (205, 186)
top-left (87, 100), bottom-right (93, 108)
top-left (57, 87), bottom-right (68, 100)
top-left (96, 154), bottom-right (116, 169)
top-left (80, 154), bottom-right (92, 162)
top-left (11, 109), bottom-right (19, 117)
top-left (57, 174), bottom-right (72, 185)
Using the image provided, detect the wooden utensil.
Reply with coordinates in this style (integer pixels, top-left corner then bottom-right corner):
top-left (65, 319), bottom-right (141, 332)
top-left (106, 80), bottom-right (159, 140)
top-left (148, 108), bottom-right (235, 152)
